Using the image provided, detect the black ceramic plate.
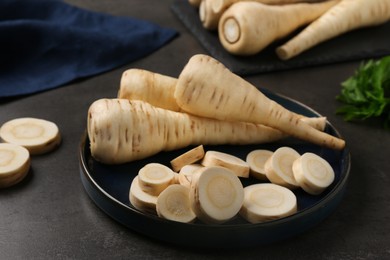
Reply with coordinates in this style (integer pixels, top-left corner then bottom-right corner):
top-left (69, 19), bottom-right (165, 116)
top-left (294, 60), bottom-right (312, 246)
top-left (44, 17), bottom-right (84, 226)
top-left (79, 89), bottom-right (350, 248)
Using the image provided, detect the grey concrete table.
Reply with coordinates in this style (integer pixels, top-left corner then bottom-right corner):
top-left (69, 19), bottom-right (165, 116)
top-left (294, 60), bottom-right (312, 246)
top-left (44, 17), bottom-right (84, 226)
top-left (1, 1), bottom-right (389, 259)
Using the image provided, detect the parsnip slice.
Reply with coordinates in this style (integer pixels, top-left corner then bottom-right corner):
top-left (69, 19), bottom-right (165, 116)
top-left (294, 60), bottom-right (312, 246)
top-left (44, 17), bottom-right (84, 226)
top-left (265, 147), bottom-right (300, 189)
top-left (0, 117), bottom-right (61, 155)
top-left (0, 143), bottom-right (30, 188)
top-left (156, 184), bottom-right (196, 223)
top-left (201, 150), bottom-right (250, 178)
top-left (246, 149), bottom-right (273, 180)
top-left (170, 145), bottom-right (205, 172)
top-left (129, 176), bottom-right (158, 215)
top-left (240, 183), bottom-right (297, 223)
top-left (138, 163), bottom-right (176, 196)
top-left (292, 152), bottom-right (335, 195)
top-left (189, 166), bottom-right (244, 224)
top-left (178, 164), bottom-right (203, 188)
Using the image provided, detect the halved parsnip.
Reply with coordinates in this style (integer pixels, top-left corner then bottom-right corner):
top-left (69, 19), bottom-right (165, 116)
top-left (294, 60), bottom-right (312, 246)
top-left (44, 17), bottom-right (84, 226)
top-left (0, 117), bottom-right (61, 155)
top-left (189, 166), bottom-right (244, 224)
top-left (265, 147), bottom-right (300, 189)
top-left (156, 184), bottom-right (196, 223)
top-left (246, 149), bottom-right (273, 180)
top-left (292, 152), bottom-right (335, 195)
top-left (0, 143), bottom-right (30, 188)
top-left (201, 150), bottom-right (249, 178)
top-left (240, 183), bottom-right (297, 223)
top-left (138, 163), bottom-right (176, 196)
top-left (170, 145), bottom-right (205, 172)
top-left (129, 176), bottom-right (158, 215)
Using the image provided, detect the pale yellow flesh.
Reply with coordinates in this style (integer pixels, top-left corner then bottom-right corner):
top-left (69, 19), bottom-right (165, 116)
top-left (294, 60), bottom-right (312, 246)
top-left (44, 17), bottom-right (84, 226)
top-left (170, 145), bottom-right (205, 172)
top-left (265, 147), bottom-right (300, 189)
top-left (189, 166), bottom-right (244, 224)
top-left (240, 183), bottom-right (297, 223)
top-left (201, 150), bottom-right (250, 178)
top-left (0, 117), bottom-right (61, 155)
top-left (246, 149), bottom-right (273, 180)
top-left (156, 184), bottom-right (196, 223)
top-left (0, 143), bottom-right (30, 189)
top-left (178, 164), bottom-right (203, 188)
top-left (129, 176), bottom-right (158, 215)
top-left (292, 152), bottom-right (335, 195)
top-left (138, 163), bottom-right (176, 196)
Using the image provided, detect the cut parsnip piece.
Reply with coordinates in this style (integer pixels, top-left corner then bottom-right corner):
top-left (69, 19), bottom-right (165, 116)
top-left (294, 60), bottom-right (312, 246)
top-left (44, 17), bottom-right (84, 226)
top-left (0, 117), bottom-right (61, 155)
top-left (129, 176), bottom-right (158, 215)
top-left (292, 152), bottom-right (335, 195)
top-left (0, 143), bottom-right (30, 189)
top-left (246, 149), bottom-right (273, 181)
top-left (170, 145), bottom-right (205, 172)
top-left (201, 150), bottom-right (249, 178)
top-left (189, 166), bottom-right (244, 224)
top-left (156, 184), bottom-right (196, 223)
top-left (265, 147), bottom-right (300, 189)
top-left (178, 164), bottom-right (203, 188)
top-left (240, 183), bottom-right (297, 223)
top-left (138, 163), bottom-right (176, 196)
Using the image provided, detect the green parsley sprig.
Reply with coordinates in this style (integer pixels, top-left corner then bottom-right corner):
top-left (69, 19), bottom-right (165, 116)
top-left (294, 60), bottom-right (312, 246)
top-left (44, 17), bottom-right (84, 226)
top-left (336, 56), bottom-right (390, 128)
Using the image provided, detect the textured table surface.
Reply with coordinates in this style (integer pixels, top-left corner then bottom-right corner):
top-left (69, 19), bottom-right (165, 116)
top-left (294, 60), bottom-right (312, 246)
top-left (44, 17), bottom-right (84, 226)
top-left (1, 1), bottom-right (389, 259)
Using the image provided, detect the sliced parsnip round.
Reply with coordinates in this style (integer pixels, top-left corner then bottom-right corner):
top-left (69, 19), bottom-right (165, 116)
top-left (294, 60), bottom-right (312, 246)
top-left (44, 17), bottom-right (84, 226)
top-left (246, 149), bottom-right (273, 181)
top-left (292, 152), bottom-right (335, 195)
top-left (0, 117), bottom-right (61, 155)
top-left (240, 183), bottom-right (297, 224)
top-left (138, 163), bottom-right (176, 196)
top-left (170, 145), bottom-right (205, 172)
top-left (129, 176), bottom-right (158, 215)
top-left (156, 184), bottom-right (196, 223)
top-left (201, 150), bottom-right (249, 178)
top-left (189, 166), bottom-right (244, 224)
top-left (265, 147), bottom-right (300, 189)
top-left (178, 164), bottom-right (203, 188)
top-left (0, 143), bottom-right (31, 188)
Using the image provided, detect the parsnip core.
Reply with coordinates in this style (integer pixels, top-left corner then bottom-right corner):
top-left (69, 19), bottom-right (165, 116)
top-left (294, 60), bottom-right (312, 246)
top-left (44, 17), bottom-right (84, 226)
top-left (223, 17), bottom-right (240, 43)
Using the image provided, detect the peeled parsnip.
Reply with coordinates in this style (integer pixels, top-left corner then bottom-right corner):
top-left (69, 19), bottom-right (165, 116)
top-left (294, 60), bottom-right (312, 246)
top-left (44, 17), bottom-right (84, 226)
top-left (118, 69), bottom-right (180, 111)
top-left (87, 99), bottom-right (286, 164)
top-left (201, 0), bottom-right (329, 31)
top-left (276, 0), bottom-right (390, 60)
top-left (118, 68), bottom-right (327, 131)
top-left (175, 54), bottom-right (345, 150)
top-left (218, 0), bottom-right (339, 55)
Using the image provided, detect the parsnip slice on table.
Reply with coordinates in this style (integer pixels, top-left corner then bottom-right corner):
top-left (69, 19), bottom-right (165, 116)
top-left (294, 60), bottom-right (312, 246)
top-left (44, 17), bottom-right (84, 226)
top-left (0, 117), bottom-right (61, 155)
top-left (0, 143), bottom-right (31, 188)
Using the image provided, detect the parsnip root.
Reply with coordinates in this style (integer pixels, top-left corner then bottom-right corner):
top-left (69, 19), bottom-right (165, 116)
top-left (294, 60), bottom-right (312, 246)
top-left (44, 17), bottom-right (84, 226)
top-left (218, 1), bottom-right (339, 55)
top-left (246, 149), bottom-right (273, 180)
top-left (189, 166), bottom-right (244, 224)
top-left (156, 184), bottom-right (197, 223)
top-left (178, 164), bottom-right (203, 188)
top-left (292, 152), bottom-right (335, 195)
top-left (265, 147), bottom-right (300, 189)
top-left (0, 117), bottom-right (61, 155)
top-left (137, 163), bottom-right (176, 196)
top-left (201, 150), bottom-right (250, 178)
top-left (174, 54), bottom-right (345, 150)
top-left (129, 176), bottom-right (158, 214)
top-left (170, 145), bottom-right (205, 172)
top-left (0, 143), bottom-right (30, 189)
top-left (240, 183), bottom-right (297, 223)
top-left (276, 0), bottom-right (390, 60)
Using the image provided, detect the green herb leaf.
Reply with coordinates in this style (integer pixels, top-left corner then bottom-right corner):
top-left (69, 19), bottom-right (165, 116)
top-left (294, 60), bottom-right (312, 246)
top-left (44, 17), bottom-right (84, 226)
top-left (336, 56), bottom-right (390, 128)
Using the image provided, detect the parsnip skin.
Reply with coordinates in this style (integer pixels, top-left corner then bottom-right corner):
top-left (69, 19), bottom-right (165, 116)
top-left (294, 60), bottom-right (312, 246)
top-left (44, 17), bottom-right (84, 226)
top-left (218, 1), bottom-right (339, 55)
top-left (276, 0), bottom-right (390, 60)
top-left (118, 69), bottom-right (180, 112)
top-left (87, 99), bottom-right (286, 164)
top-left (175, 54), bottom-right (345, 150)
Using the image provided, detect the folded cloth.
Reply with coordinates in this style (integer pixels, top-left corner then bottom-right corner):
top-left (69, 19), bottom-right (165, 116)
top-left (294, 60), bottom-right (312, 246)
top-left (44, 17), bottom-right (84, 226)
top-left (0, 0), bottom-right (178, 98)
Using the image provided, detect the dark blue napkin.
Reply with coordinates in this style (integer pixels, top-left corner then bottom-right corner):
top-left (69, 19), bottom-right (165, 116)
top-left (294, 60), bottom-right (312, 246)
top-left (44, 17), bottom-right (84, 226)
top-left (0, 0), bottom-right (178, 98)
